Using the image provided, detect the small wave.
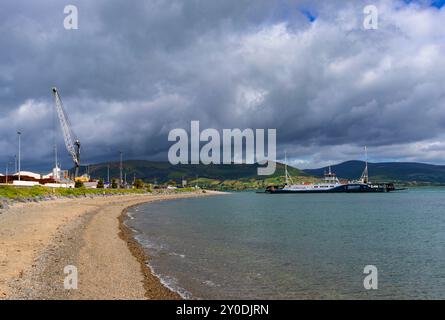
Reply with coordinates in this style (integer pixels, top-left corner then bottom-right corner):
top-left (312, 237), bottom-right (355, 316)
top-left (129, 226), bottom-right (138, 233)
top-left (169, 252), bottom-right (186, 258)
top-left (132, 234), bottom-right (193, 298)
top-left (122, 219), bottom-right (138, 232)
top-left (203, 280), bottom-right (217, 287)
top-left (146, 263), bottom-right (194, 299)
top-left (134, 234), bottom-right (166, 253)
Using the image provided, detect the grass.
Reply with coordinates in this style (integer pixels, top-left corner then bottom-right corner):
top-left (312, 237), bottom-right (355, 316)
top-left (0, 186), bottom-right (49, 199)
top-left (187, 175), bottom-right (319, 191)
top-left (172, 187), bottom-right (199, 193)
top-left (0, 185), bottom-right (147, 200)
top-left (0, 184), bottom-right (206, 200)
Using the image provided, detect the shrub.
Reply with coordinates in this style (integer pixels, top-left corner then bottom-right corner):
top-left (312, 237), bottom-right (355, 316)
top-left (133, 178), bottom-right (144, 189)
top-left (97, 179), bottom-right (104, 189)
top-left (74, 181), bottom-right (84, 188)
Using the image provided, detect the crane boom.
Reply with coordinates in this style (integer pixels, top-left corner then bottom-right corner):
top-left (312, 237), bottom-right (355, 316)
top-left (51, 87), bottom-right (81, 178)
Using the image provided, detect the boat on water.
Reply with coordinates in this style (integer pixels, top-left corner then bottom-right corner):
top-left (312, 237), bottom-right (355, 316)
top-left (265, 150), bottom-right (397, 194)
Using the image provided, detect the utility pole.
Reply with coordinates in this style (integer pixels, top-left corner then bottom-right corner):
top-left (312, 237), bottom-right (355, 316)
top-left (119, 151), bottom-right (123, 186)
top-left (6, 160), bottom-right (13, 184)
top-left (107, 165), bottom-right (110, 184)
top-left (17, 131), bottom-right (21, 181)
top-left (5, 162), bottom-right (9, 184)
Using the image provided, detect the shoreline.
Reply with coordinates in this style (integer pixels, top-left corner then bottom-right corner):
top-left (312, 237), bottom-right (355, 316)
top-left (117, 198), bottom-right (190, 300)
top-left (118, 190), bottom-right (228, 299)
top-left (0, 191), bottom-right (226, 300)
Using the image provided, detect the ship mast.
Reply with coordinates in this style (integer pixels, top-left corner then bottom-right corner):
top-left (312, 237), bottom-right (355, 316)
top-left (284, 151), bottom-right (294, 185)
top-left (285, 151), bottom-right (288, 185)
top-left (360, 146), bottom-right (369, 184)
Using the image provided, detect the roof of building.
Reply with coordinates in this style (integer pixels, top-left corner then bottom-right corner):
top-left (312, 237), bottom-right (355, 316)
top-left (13, 171), bottom-right (41, 179)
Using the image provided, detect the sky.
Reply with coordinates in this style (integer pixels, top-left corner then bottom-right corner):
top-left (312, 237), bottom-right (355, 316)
top-left (1, 0), bottom-right (445, 171)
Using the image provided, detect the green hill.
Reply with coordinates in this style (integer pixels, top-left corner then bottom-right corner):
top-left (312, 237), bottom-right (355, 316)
top-left (304, 160), bottom-right (445, 184)
top-left (79, 160), bottom-right (445, 188)
top-left (82, 160), bottom-right (314, 190)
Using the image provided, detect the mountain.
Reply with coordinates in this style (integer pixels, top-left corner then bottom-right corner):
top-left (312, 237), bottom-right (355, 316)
top-left (303, 160), bottom-right (445, 184)
top-left (78, 160), bottom-right (445, 186)
top-left (81, 160), bottom-right (310, 186)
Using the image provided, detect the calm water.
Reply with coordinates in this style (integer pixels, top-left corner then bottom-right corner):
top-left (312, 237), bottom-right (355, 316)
top-left (126, 189), bottom-right (445, 299)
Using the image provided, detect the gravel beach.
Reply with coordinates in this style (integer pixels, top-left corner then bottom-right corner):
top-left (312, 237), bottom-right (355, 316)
top-left (0, 191), bottom-right (223, 300)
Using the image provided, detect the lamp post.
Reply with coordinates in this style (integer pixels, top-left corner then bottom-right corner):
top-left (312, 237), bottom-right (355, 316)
top-left (17, 131), bottom-right (21, 181)
top-left (119, 151), bottom-right (123, 186)
top-left (5, 161), bottom-right (13, 184)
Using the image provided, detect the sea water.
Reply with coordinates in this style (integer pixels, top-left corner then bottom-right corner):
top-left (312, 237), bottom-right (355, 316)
top-left (125, 188), bottom-right (445, 299)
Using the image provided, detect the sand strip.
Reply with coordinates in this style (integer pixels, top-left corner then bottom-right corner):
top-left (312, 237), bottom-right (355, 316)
top-left (0, 191), bottom-right (224, 300)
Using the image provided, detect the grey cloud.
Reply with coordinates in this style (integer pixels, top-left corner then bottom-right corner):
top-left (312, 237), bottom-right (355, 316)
top-left (1, 0), bottom-right (445, 171)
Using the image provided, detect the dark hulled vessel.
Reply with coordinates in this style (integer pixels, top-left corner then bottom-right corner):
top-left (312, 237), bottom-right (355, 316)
top-left (266, 150), bottom-right (397, 194)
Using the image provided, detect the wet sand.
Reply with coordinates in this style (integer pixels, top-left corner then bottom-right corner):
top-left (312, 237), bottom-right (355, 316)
top-left (0, 191), bottom-right (224, 300)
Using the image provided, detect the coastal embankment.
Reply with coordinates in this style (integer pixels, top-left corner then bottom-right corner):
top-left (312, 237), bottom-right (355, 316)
top-left (0, 190), bottom-right (224, 300)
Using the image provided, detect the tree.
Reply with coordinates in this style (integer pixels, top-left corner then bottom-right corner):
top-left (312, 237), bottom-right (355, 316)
top-left (97, 179), bottom-right (104, 189)
top-left (74, 180), bottom-right (84, 188)
top-left (133, 178), bottom-right (144, 189)
top-left (111, 179), bottom-right (118, 189)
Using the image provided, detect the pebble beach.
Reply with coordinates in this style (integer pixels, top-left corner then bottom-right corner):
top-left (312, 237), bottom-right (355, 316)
top-left (0, 191), bottom-right (223, 300)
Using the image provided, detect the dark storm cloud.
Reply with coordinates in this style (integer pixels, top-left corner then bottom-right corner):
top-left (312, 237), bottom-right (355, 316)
top-left (1, 0), bottom-right (445, 171)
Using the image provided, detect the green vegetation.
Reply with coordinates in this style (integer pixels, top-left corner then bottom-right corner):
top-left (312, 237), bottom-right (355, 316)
top-left (0, 185), bottom-right (146, 200)
top-left (86, 160), bottom-right (308, 183)
top-left (187, 174), bottom-right (318, 191)
top-left (133, 178), bottom-right (144, 189)
top-left (85, 160), bottom-right (315, 191)
top-left (0, 186), bottom-right (51, 199)
top-left (173, 187), bottom-right (199, 193)
top-left (74, 181), bottom-right (84, 188)
top-left (97, 179), bottom-right (105, 188)
top-left (0, 184), bottom-right (209, 201)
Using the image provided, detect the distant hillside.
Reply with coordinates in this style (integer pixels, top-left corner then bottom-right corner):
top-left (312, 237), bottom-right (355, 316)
top-left (304, 160), bottom-right (445, 184)
top-left (80, 160), bottom-right (313, 189)
top-left (78, 160), bottom-right (445, 186)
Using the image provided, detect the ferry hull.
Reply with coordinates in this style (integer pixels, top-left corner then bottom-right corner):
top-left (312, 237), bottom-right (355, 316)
top-left (266, 183), bottom-right (395, 194)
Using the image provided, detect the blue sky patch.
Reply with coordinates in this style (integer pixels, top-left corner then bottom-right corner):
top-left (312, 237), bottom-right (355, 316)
top-left (300, 9), bottom-right (317, 22)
